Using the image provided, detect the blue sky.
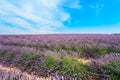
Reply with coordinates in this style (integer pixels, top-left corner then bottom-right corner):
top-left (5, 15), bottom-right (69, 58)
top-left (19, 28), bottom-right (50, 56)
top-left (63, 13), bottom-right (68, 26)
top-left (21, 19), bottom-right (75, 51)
top-left (0, 0), bottom-right (120, 34)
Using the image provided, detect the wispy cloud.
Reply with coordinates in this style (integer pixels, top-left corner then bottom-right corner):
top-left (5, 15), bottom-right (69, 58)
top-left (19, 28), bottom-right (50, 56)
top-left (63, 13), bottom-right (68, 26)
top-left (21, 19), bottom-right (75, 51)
top-left (0, 0), bottom-right (80, 34)
top-left (88, 1), bottom-right (104, 16)
top-left (63, 0), bottom-right (82, 9)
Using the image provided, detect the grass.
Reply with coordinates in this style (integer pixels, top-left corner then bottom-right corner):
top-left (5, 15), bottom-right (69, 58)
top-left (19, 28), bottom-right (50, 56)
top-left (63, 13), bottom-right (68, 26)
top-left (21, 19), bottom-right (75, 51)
top-left (43, 53), bottom-right (91, 79)
top-left (0, 47), bottom-right (120, 79)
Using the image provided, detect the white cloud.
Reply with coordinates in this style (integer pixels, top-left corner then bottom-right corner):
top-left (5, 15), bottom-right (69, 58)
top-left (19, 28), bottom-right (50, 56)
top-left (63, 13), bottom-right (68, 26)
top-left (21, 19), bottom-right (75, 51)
top-left (0, 0), bottom-right (80, 34)
top-left (62, 0), bottom-right (81, 9)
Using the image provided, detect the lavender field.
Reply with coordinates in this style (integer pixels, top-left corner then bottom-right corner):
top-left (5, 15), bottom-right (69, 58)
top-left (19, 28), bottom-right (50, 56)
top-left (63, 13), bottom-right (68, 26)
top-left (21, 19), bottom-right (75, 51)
top-left (0, 34), bottom-right (120, 80)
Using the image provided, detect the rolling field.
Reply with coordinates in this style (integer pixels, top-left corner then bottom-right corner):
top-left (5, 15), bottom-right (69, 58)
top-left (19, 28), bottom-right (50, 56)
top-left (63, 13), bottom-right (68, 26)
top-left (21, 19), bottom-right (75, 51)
top-left (0, 34), bottom-right (120, 80)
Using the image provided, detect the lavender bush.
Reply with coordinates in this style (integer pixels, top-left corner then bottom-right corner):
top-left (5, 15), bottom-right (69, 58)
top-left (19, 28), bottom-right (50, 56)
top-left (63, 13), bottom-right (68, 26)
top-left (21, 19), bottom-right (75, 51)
top-left (0, 34), bottom-right (120, 80)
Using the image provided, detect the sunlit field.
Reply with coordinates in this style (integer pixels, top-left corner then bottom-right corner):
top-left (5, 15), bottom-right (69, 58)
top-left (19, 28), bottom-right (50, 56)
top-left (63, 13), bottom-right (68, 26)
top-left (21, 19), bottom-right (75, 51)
top-left (0, 34), bottom-right (120, 80)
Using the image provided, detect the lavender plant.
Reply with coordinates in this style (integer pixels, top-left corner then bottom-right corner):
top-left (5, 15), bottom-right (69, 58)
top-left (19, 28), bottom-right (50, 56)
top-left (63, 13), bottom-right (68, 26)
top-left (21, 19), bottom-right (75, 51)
top-left (0, 34), bottom-right (120, 79)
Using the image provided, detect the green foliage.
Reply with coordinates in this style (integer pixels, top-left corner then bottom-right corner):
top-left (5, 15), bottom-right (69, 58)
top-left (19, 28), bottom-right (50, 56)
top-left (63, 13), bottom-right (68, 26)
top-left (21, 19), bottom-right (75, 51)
top-left (75, 47), bottom-right (85, 54)
top-left (7, 52), bottom-right (16, 63)
top-left (66, 46), bottom-right (73, 54)
top-left (114, 48), bottom-right (120, 53)
top-left (59, 56), bottom-right (89, 76)
top-left (44, 55), bottom-right (56, 69)
top-left (43, 54), bottom-right (91, 77)
top-left (75, 47), bottom-right (114, 58)
top-left (47, 46), bottom-right (53, 50)
top-left (100, 47), bottom-right (111, 54)
top-left (56, 45), bottom-right (62, 52)
top-left (0, 49), bottom-right (8, 58)
top-left (20, 51), bottom-right (37, 62)
top-left (101, 61), bottom-right (120, 79)
top-left (91, 47), bottom-right (101, 57)
top-left (39, 46), bottom-right (44, 50)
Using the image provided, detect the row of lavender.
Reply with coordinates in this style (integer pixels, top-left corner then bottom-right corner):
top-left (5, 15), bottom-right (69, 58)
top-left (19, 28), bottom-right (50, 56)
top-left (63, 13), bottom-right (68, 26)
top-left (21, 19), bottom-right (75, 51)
top-left (0, 34), bottom-right (120, 80)
top-left (0, 34), bottom-right (120, 58)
